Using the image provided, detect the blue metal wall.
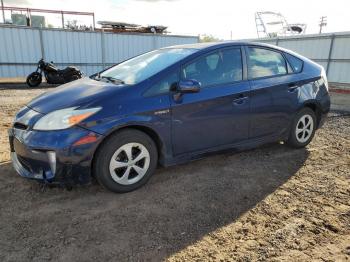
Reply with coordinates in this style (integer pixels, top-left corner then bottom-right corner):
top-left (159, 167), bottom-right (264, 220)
top-left (0, 26), bottom-right (199, 78)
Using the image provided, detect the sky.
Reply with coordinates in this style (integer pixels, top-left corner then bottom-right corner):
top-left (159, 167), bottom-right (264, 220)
top-left (3, 0), bottom-right (350, 39)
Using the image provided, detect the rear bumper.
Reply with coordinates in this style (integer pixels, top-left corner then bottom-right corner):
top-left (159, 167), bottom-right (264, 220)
top-left (8, 127), bottom-right (103, 185)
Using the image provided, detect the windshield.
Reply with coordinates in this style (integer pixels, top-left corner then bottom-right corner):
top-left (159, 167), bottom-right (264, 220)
top-left (98, 48), bottom-right (196, 85)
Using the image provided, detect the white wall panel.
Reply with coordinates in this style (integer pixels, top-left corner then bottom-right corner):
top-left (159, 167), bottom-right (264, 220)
top-left (4, 27), bottom-right (350, 84)
top-left (278, 38), bottom-right (331, 59)
top-left (248, 33), bottom-right (350, 83)
top-left (42, 30), bottom-right (102, 63)
top-left (328, 62), bottom-right (349, 83)
top-left (0, 26), bottom-right (199, 78)
top-left (331, 37), bottom-right (350, 59)
top-left (0, 27), bottom-right (41, 63)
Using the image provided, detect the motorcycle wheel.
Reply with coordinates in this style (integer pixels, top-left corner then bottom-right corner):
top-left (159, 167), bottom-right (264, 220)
top-left (26, 72), bottom-right (42, 87)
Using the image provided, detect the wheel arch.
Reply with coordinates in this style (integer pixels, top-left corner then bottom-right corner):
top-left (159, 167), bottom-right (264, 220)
top-left (91, 124), bottom-right (165, 175)
top-left (301, 101), bottom-right (322, 128)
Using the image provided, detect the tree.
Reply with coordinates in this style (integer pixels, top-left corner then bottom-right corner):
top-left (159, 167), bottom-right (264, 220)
top-left (199, 34), bottom-right (220, 43)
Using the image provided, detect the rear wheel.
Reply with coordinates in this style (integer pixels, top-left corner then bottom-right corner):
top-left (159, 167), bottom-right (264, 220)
top-left (93, 129), bottom-right (158, 193)
top-left (26, 72), bottom-right (42, 87)
top-left (287, 108), bottom-right (316, 148)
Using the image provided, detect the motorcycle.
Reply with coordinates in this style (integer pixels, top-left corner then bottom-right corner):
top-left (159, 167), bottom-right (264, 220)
top-left (26, 59), bottom-right (82, 87)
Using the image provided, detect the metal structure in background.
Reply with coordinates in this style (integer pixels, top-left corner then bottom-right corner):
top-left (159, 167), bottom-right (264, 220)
top-left (98, 21), bottom-right (168, 34)
top-left (251, 32), bottom-right (350, 84)
top-left (0, 25), bottom-right (199, 78)
top-left (1, 0), bottom-right (4, 23)
top-left (0, 6), bottom-right (95, 30)
top-left (319, 16), bottom-right (327, 34)
top-left (255, 11), bottom-right (306, 38)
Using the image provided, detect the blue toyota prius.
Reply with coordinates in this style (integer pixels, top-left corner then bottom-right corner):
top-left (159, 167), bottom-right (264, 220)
top-left (9, 42), bottom-right (330, 193)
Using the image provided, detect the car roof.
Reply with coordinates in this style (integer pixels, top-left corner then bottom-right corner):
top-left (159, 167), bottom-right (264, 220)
top-left (164, 41), bottom-right (243, 50)
top-left (164, 41), bottom-right (288, 53)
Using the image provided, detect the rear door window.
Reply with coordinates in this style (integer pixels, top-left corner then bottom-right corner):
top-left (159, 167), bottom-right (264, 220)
top-left (247, 47), bottom-right (287, 79)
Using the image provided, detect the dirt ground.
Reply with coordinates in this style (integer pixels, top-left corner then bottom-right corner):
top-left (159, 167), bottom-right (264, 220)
top-left (0, 86), bottom-right (349, 262)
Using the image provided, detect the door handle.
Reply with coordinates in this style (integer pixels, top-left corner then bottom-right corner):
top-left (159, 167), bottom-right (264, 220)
top-left (288, 82), bottom-right (298, 92)
top-left (232, 94), bottom-right (248, 105)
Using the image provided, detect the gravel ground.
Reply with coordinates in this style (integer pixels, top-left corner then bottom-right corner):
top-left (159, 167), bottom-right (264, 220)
top-left (0, 86), bottom-right (349, 261)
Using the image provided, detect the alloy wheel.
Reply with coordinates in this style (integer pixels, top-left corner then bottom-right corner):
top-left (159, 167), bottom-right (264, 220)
top-left (295, 114), bottom-right (314, 143)
top-left (109, 143), bottom-right (150, 185)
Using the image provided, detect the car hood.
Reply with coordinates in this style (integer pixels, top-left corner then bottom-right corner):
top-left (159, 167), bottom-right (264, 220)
top-left (27, 77), bottom-right (125, 114)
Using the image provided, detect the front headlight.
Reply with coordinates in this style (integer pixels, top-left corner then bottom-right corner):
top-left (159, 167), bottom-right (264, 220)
top-left (33, 107), bottom-right (101, 131)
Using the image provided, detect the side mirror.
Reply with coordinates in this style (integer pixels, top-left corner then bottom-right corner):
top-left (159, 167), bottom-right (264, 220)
top-left (177, 79), bottom-right (201, 93)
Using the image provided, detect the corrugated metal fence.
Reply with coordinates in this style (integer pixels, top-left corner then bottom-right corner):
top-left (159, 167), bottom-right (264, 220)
top-left (0, 26), bottom-right (199, 78)
top-left (250, 32), bottom-right (350, 84)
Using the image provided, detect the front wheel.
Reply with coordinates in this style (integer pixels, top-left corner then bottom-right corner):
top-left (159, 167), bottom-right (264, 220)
top-left (26, 72), bottom-right (42, 87)
top-left (93, 129), bottom-right (158, 193)
top-left (287, 108), bottom-right (316, 148)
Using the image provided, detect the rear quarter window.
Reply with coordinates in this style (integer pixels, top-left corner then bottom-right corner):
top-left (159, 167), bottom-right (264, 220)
top-left (284, 53), bottom-right (303, 73)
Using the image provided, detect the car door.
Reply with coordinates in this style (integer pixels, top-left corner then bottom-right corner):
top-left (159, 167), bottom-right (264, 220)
top-left (246, 46), bottom-right (300, 139)
top-left (171, 47), bottom-right (251, 155)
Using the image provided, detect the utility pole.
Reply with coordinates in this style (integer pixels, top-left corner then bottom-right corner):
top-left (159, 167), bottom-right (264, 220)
top-left (61, 11), bottom-right (64, 29)
top-left (319, 16), bottom-right (327, 34)
top-left (1, 0), bottom-right (5, 23)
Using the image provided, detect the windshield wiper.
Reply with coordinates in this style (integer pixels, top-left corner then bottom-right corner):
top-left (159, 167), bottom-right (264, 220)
top-left (101, 76), bottom-right (125, 84)
top-left (96, 75), bottom-right (125, 85)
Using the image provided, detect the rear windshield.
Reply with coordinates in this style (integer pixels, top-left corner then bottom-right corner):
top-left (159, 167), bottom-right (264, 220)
top-left (99, 48), bottom-right (196, 85)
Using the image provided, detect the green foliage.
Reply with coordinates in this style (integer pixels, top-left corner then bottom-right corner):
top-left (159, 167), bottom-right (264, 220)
top-left (200, 34), bottom-right (220, 43)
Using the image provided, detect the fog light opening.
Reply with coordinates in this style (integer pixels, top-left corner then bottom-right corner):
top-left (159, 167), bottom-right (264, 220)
top-left (46, 151), bottom-right (56, 175)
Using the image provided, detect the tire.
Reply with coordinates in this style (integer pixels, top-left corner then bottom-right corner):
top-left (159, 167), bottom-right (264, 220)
top-left (93, 129), bottom-right (158, 193)
top-left (26, 72), bottom-right (42, 87)
top-left (287, 108), bottom-right (317, 148)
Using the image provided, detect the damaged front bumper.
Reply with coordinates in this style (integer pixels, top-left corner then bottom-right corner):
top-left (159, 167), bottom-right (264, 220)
top-left (8, 126), bottom-right (103, 185)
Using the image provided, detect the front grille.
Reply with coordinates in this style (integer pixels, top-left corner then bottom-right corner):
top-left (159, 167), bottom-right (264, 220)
top-left (13, 122), bottom-right (28, 130)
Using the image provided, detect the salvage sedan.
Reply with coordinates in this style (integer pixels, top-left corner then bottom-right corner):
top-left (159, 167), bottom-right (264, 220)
top-left (9, 42), bottom-right (330, 193)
